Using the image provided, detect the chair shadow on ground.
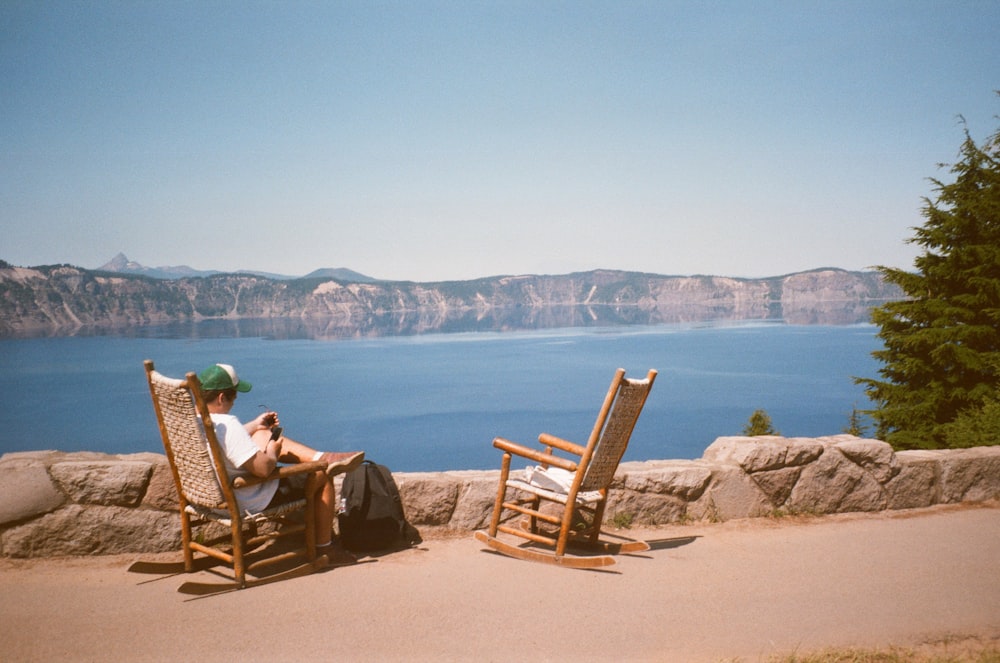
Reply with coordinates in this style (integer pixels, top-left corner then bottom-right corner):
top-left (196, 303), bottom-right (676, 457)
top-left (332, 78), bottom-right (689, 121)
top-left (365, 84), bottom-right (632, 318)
top-left (477, 531), bottom-right (701, 574)
top-left (604, 532), bottom-right (701, 568)
top-left (128, 529), bottom-right (428, 599)
top-left (127, 537), bottom-right (379, 599)
top-left (645, 534), bottom-right (701, 552)
top-left (615, 534), bottom-right (701, 562)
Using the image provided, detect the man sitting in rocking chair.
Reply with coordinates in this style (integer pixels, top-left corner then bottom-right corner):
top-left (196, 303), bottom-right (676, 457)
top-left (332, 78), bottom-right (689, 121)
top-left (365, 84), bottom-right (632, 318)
top-left (198, 363), bottom-right (364, 566)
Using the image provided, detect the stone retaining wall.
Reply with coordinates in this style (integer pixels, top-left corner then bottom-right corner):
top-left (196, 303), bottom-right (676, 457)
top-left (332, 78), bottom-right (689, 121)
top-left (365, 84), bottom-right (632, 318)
top-left (3, 435), bottom-right (999, 558)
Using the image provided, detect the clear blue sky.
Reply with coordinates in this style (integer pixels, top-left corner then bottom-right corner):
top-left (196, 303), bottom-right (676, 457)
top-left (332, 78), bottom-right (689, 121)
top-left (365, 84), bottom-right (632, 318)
top-left (3, 1), bottom-right (998, 282)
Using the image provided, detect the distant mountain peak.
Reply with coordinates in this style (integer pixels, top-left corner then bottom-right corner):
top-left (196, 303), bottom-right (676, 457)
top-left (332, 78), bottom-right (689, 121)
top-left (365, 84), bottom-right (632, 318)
top-left (93, 254), bottom-right (377, 282)
top-left (96, 254), bottom-right (217, 280)
top-left (100, 253), bottom-right (138, 272)
top-left (301, 267), bottom-right (378, 283)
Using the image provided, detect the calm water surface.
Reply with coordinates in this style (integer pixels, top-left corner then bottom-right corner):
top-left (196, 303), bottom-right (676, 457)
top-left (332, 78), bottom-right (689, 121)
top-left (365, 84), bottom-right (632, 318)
top-left (0, 322), bottom-right (882, 472)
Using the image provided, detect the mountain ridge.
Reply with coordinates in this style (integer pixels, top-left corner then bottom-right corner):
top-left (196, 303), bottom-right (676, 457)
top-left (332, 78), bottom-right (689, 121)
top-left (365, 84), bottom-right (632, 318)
top-left (96, 253), bottom-right (377, 283)
top-left (0, 258), bottom-right (903, 337)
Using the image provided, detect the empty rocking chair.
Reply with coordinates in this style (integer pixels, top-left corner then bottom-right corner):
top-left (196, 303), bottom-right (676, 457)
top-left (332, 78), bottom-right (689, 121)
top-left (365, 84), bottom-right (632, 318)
top-left (475, 368), bottom-right (657, 568)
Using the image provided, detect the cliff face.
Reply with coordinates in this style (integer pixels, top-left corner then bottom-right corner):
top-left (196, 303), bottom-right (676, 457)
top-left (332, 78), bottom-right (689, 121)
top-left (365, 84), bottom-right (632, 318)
top-left (0, 264), bottom-right (902, 337)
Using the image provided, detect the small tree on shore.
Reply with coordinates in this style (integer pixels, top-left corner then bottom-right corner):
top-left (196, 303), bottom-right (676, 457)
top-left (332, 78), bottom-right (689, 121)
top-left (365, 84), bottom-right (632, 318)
top-left (743, 409), bottom-right (778, 436)
top-left (843, 406), bottom-right (870, 437)
top-left (857, 105), bottom-right (1000, 450)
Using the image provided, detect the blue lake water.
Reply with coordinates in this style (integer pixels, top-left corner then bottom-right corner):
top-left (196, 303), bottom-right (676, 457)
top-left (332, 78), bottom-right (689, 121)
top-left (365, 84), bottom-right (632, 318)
top-left (0, 322), bottom-right (882, 472)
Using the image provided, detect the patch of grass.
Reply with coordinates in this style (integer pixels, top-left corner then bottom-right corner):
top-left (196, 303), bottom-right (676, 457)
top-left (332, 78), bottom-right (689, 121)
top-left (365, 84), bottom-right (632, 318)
top-left (768, 504), bottom-right (822, 520)
top-left (746, 640), bottom-right (1000, 663)
top-left (677, 511), bottom-right (696, 525)
top-left (610, 511), bottom-right (634, 529)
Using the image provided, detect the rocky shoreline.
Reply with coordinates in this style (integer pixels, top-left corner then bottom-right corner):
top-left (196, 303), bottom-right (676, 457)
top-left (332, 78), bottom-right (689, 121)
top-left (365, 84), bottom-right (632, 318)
top-left (3, 434), bottom-right (999, 558)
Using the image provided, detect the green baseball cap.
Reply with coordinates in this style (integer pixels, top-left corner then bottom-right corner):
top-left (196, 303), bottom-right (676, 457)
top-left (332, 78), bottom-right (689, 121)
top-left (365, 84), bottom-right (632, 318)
top-left (198, 363), bottom-right (252, 392)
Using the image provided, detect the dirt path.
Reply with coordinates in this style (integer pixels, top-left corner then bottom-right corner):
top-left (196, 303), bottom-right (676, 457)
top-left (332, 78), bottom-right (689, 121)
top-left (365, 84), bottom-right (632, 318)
top-left (2, 503), bottom-right (999, 662)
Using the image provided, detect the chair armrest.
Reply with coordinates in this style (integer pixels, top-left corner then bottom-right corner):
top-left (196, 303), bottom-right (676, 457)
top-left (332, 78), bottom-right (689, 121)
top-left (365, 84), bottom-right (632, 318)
top-left (492, 437), bottom-right (578, 472)
top-left (538, 433), bottom-right (586, 457)
top-left (232, 460), bottom-right (328, 488)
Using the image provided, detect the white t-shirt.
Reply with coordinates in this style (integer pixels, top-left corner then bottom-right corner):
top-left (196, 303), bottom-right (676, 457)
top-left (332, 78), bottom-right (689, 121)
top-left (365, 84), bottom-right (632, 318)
top-left (209, 413), bottom-right (278, 514)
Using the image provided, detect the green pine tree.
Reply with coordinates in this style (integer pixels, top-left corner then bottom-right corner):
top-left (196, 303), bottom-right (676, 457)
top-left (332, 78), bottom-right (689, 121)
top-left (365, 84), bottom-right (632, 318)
top-left (742, 409), bottom-right (778, 436)
top-left (940, 397), bottom-right (1000, 448)
top-left (857, 106), bottom-right (1000, 450)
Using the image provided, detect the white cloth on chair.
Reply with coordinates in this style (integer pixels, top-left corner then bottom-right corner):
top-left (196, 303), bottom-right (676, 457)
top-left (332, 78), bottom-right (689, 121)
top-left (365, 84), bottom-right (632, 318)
top-left (524, 465), bottom-right (575, 493)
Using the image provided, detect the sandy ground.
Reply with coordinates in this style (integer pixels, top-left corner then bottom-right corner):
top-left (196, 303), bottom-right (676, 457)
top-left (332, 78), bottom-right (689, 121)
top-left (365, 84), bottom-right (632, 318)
top-left (2, 503), bottom-right (999, 663)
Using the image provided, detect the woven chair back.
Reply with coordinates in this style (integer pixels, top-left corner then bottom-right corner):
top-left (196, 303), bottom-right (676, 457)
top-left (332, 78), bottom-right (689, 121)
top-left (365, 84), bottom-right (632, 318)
top-left (148, 370), bottom-right (227, 509)
top-left (580, 374), bottom-right (655, 492)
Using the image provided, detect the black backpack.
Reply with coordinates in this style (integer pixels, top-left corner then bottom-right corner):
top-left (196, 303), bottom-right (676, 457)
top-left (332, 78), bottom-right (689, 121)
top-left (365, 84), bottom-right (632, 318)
top-left (337, 461), bottom-right (419, 552)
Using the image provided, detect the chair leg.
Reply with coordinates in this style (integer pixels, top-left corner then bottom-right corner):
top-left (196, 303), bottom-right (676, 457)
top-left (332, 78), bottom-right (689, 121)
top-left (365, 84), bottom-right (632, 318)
top-left (527, 495), bottom-right (541, 534)
top-left (304, 472), bottom-right (320, 561)
top-left (231, 519), bottom-right (246, 589)
top-left (179, 507), bottom-right (194, 573)
top-left (488, 453), bottom-right (512, 536)
top-left (589, 498), bottom-right (609, 545)
top-left (555, 500), bottom-right (577, 557)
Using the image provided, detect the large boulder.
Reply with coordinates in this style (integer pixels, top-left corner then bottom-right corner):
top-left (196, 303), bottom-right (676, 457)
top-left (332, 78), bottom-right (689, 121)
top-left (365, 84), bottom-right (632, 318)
top-left (446, 471), bottom-right (502, 531)
top-left (749, 466), bottom-right (803, 507)
top-left (938, 446), bottom-right (1000, 503)
top-left (789, 446), bottom-right (887, 513)
top-left (702, 436), bottom-right (824, 472)
top-left (691, 464), bottom-right (774, 521)
top-left (886, 451), bottom-right (942, 509)
top-left (0, 461), bottom-right (65, 526)
top-left (49, 460), bottom-right (152, 507)
top-left (396, 472), bottom-right (460, 526)
top-left (620, 460), bottom-right (713, 501)
top-left (832, 436), bottom-right (900, 484)
top-left (606, 461), bottom-right (711, 524)
top-left (1, 505), bottom-right (179, 557)
top-left (606, 488), bottom-right (686, 525)
top-left (141, 459), bottom-right (180, 510)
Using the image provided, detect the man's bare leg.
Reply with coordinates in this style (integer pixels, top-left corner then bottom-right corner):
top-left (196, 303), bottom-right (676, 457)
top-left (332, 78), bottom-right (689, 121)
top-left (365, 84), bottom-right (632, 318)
top-left (251, 430), bottom-right (358, 563)
top-left (260, 434), bottom-right (365, 476)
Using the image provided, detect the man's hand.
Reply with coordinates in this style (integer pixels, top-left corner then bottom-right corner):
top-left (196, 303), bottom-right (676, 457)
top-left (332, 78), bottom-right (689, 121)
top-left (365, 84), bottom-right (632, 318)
top-left (248, 411), bottom-right (280, 434)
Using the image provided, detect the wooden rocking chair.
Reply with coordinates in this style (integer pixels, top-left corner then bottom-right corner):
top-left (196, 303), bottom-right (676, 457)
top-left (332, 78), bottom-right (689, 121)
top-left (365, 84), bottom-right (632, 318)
top-left (474, 368), bottom-right (657, 568)
top-left (143, 360), bottom-right (329, 590)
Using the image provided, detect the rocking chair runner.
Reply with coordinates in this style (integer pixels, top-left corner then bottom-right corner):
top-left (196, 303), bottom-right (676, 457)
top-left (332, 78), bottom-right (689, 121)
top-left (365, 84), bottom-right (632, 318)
top-left (143, 360), bottom-right (328, 589)
top-left (474, 368), bottom-right (657, 568)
